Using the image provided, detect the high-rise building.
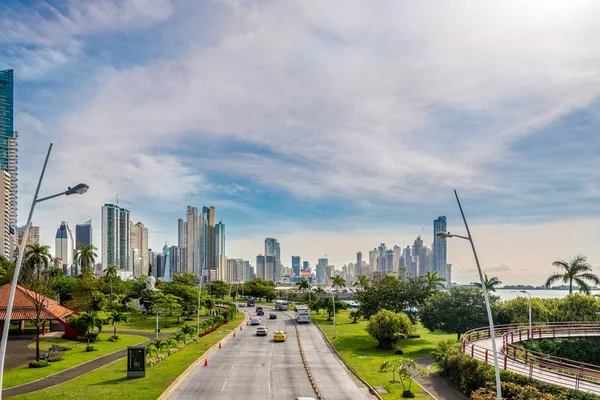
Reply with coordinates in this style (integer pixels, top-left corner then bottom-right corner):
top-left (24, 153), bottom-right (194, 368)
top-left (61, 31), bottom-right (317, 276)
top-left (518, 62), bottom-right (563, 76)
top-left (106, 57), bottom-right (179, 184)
top-left (355, 252), bottom-right (362, 276)
top-left (0, 71), bottom-right (17, 260)
top-left (162, 243), bottom-right (170, 280)
top-left (317, 258), bottom-right (328, 284)
top-left (17, 225), bottom-right (39, 247)
top-left (368, 248), bottom-right (378, 273)
top-left (0, 171), bottom-right (11, 259)
top-left (256, 255), bottom-right (266, 280)
top-left (302, 261), bottom-right (309, 271)
top-left (292, 256), bottom-right (301, 277)
top-left (134, 222), bottom-right (149, 275)
top-left (214, 222), bottom-right (225, 280)
top-left (55, 221), bottom-right (74, 273)
top-left (169, 245), bottom-right (184, 275)
top-left (393, 245), bottom-right (402, 273)
top-left (201, 206), bottom-right (215, 273)
top-left (186, 206), bottom-right (200, 275)
top-left (377, 243), bottom-right (386, 272)
top-left (433, 216), bottom-right (448, 280)
top-left (385, 249), bottom-right (394, 274)
top-left (101, 204), bottom-right (120, 269)
top-left (264, 238), bottom-right (280, 263)
top-left (118, 208), bottom-right (130, 270)
top-left (265, 254), bottom-right (277, 282)
top-left (177, 218), bottom-right (187, 270)
top-left (75, 220), bottom-right (93, 247)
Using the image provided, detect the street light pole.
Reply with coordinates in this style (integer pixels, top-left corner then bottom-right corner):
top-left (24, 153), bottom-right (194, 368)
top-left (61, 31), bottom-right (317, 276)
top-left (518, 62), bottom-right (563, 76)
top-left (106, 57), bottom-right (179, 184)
top-left (436, 190), bottom-right (502, 400)
top-left (0, 143), bottom-right (89, 399)
top-left (520, 290), bottom-right (532, 338)
top-left (196, 272), bottom-right (203, 339)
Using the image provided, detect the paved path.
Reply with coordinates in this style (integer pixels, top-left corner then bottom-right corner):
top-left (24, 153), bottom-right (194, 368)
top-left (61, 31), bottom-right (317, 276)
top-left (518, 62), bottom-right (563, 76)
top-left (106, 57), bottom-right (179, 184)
top-left (5, 335), bottom-right (36, 370)
top-left (167, 308), bottom-right (315, 400)
top-left (3, 331), bottom-right (154, 398)
top-left (296, 317), bottom-right (375, 400)
top-left (413, 357), bottom-right (468, 400)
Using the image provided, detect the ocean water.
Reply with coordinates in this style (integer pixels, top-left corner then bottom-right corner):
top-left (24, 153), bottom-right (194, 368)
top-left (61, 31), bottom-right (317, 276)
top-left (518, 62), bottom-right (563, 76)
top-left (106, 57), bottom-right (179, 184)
top-left (494, 289), bottom-right (600, 301)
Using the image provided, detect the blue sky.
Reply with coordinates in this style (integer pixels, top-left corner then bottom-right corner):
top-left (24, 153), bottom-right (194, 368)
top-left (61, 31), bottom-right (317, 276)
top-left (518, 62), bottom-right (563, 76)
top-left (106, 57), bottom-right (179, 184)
top-left (2, 0), bottom-right (600, 284)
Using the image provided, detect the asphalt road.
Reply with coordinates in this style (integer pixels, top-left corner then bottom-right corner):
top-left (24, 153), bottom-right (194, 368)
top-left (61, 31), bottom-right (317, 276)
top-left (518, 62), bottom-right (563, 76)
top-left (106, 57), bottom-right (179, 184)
top-left (169, 307), bottom-right (316, 400)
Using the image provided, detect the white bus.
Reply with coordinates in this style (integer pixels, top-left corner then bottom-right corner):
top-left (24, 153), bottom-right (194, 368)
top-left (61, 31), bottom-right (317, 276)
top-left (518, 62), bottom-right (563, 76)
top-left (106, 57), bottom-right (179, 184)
top-left (295, 305), bottom-right (310, 323)
top-left (275, 299), bottom-right (289, 311)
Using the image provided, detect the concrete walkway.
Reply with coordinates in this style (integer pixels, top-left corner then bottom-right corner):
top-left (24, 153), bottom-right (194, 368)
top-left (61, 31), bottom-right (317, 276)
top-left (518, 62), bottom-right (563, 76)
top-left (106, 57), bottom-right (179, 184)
top-left (413, 358), bottom-right (467, 400)
top-left (3, 331), bottom-right (159, 398)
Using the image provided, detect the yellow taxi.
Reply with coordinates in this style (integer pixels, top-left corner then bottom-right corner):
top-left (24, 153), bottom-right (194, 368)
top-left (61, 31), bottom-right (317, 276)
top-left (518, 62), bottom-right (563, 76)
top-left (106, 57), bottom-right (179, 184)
top-left (273, 330), bottom-right (287, 342)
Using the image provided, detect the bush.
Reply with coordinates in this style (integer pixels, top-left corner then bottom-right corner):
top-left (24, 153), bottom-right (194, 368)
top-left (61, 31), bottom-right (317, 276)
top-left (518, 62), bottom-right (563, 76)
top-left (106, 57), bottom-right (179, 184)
top-left (29, 360), bottom-right (49, 368)
top-left (85, 345), bottom-right (97, 352)
top-left (62, 333), bottom-right (98, 343)
top-left (519, 337), bottom-right (600, 366)
top-left (401, 389), bottom-right (415, 398)
top-left (108, 335), bottom-right (119, 342)
top-left (366, 309), bottom-right (413, 350)
top-left (48, 352), bottom-right (64, 362)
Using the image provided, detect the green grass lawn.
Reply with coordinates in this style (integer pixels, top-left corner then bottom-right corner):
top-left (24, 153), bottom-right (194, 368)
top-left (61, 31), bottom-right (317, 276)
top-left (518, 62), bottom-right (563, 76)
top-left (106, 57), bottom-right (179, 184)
top-left (97, 311), bottom-right (211, 333)
top-left (12, 312), bottom-right (243, 400)
top-left (4, 334), bottom-right (146, 389)
top-left (313, 310), bottom-right (455, 400)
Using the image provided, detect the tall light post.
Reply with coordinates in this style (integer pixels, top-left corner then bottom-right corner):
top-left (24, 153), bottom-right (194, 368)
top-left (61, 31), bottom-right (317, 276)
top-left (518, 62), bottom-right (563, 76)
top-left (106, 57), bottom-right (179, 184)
top-left (0, 143), bottom-right (89, 397)
top-left (520, 290), bottom-right (532, 338)
top-left (144, 301), bottom-right (159, 340)
top-left (436, 189), bottom-right (502, 400)
top-left (196, 273), bottom-right (204, 339)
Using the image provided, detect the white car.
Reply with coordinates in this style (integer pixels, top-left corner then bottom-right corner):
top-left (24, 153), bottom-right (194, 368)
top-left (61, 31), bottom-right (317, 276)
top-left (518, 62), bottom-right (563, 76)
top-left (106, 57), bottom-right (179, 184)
top-left (250, 316), bottom-right (261, 325)
top-left (255, 326), bottom-right (268, 336)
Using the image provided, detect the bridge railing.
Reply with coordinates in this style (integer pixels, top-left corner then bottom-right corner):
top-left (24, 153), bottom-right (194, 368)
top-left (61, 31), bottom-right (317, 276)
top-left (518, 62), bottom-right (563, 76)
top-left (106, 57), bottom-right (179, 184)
top-left (461, 322), bottom-right (600, 392)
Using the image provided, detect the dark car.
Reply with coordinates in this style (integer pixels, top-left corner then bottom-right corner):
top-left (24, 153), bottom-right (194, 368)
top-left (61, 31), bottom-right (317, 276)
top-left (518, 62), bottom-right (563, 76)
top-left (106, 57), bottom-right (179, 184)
top-left (257, 309), bottom-right (265, 316)
top-left (269, 313), bottom-right (277, 320)
top-left (256, 306), bottom-right (263, 312)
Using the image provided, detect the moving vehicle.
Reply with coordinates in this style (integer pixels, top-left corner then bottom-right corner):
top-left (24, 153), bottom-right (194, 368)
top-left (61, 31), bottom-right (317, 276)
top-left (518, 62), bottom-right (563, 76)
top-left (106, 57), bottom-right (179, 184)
top-left (255, 326), bottom-right (268, 336)
top-left (247, 297), bottom-right (256, 307)
top-left (256, 306), bottom-right (263, 312)
top-left (295, 305), bottom-right (311, 323)
top-left (250, 317), bottom-right (261, 325)
top-left (257, 309), bottom-right (264, 316)
top-left (273, 330), bottom-right (287, 342)
top-left (275, 299), bottom-right (289, 311)
top-left (269, 313), bottom-right (277, 320)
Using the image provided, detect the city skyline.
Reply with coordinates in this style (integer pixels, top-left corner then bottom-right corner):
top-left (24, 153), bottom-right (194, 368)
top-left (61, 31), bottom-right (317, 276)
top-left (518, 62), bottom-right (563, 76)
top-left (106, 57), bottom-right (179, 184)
top-left (2, 1), bottom-right (600, 285)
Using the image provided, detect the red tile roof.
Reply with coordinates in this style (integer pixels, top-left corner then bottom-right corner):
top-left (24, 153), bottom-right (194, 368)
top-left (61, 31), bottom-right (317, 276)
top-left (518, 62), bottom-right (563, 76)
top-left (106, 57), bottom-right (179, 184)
top-left (0, 284), bottom-right (74, 321)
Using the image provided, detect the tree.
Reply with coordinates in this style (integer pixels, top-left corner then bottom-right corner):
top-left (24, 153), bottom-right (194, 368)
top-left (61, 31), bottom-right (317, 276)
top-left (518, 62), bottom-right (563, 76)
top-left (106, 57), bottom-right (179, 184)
top-left (181, 325), bottom-right (196, 340)
top-left (297, 278), bottom-right (310, 293)
top-left (208, 280), bottom-right (229, 299)
top-left (330, 274), bottom-right (346, 289)
top-left (151, 338), bottom-right (170, 353)
top-left (544, 254), bottom-right (600, 295)
top-left (75, 243), bottom-right (98, 272)
top-left (472, 274), bottom-right (502, 292)
top-left (103, 265), bottom-right (118, 301)
top-left (424, 271), bottom-right (445, 292)
top-left (379, 357), bottom-right (427, 396)
top-left (172, 272), bottom-right (198, 287)
top-left (158, 294), bottom-right (183, 324)
top-left (349, 310), bottom-right (362, 323)
top-left (173, 331), bottom-right (186, 345)
top-left (21, 244), bottom-right (56, 361)
top-left (70, 269), bottom-right (103, 313)
top-left (107, 311), bottom-right (127, 338)
top-left (319, 297), bottom-right (348, 321)
top-left (352, 274), bottom-right (370, 290)
top-left (366, 309), bottom-right (413, 350)
top-left (354, 274), bottom-right (408, 319)
top-left (75, 312), bottom-right (103, 348)
top-left (314, 286), bottom-right (325, 297)
top-left (161, 282), bottom-right (199, 319)
top-left (420, 287), bottom-right (494, 340)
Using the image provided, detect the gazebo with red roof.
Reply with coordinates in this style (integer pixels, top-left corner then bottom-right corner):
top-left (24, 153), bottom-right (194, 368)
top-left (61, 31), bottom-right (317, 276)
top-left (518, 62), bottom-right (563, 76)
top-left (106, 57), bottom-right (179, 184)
top-left (0, 284), bottom-right (76, 335)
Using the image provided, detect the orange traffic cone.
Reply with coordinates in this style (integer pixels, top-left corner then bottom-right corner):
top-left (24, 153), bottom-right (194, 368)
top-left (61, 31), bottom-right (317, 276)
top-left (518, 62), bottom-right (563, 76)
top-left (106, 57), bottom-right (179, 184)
top-left (219, 342), bottom-right (222, 349)
top-left (204, 358), bottom-right (208, 367)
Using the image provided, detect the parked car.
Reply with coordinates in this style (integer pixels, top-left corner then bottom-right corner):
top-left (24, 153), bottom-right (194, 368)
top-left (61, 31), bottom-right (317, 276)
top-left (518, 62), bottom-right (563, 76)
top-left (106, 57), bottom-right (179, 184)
top-left (255, 326), bottom-right (268, 336)
top-left (273, 330), bottom-right (287, 342)
top-left (269, 313), bottom-right (277, 320)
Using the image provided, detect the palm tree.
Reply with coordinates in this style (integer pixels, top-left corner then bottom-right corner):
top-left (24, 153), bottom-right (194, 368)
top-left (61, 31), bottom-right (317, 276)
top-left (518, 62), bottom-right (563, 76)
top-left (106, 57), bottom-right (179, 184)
top-left (152, 338), bottom-right (169, 353)
top-left (314, 286), bottom-right (325, 297)
top-left (472, 274), bottom-right (502, 292)
top-left (545, 255), bottom-right (600, 295)
top-left (181, 325), bottom-right (196, 340)
top-left (75, 313), bottom-right (103, 348)
top-left (352, 274), bottom-right (370, 290)
top-left (24, 243), bottom-right (51, 274)
top-left (173, 331), bottom-right (187, 345)
top-left (76, 243), bottom-right (98, 272)
top-left (104, 265), bottom-right (118, 301)
top-left (297, 278), bottom-right (310, 292)
top-left (425, 271), bottom-right (446, 292)
top-left (107, 311), bottom-right (128, 338)
top-left (330, 274), bottom-right (346, 289)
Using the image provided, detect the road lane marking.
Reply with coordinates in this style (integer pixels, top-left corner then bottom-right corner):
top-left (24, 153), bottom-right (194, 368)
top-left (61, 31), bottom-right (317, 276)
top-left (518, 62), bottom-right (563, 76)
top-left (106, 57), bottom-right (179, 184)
top-left (231, 363), bottom-right (236, 371)
top-left (221, 379), bottom-right (228, 392)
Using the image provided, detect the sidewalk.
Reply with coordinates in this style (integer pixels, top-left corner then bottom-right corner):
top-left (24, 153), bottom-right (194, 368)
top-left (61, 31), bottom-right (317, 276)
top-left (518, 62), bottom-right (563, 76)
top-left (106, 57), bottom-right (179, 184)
top-left (413, 358), bottom-right (467, 400)
top-left (3, 331), bottom-right (157, 398)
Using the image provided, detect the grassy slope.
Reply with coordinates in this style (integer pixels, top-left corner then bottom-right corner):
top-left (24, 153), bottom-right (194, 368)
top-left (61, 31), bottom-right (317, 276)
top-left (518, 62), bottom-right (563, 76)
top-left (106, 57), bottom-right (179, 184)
top-left (313, 310), bottom-right (455, 399)
top-left (13, 312), bottom-right (243, 400)
top-left (4, 334), bottom-right (146, 389)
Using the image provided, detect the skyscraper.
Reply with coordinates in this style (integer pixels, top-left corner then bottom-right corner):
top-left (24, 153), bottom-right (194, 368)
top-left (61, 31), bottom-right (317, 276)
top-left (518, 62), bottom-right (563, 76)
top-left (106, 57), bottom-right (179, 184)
top-left (101, 204), bottom-right (120, 269)
top-left (355, 252), bottom-right (362, 276)
top-left (186, 206), bottom-right (200, 275)
top-left (433, 216), bottom-right (448, 280)
top-left (201, 206), bottom-right (215, 273)
top-left (55, 221), bottom-right (74, 273)
top-left (118, 208), bottom-right (130, 270)
top-left (134, 222), bottom-right (149, 275)
top-left (214, 222), bottom-right (225, 280)
top-left (264, 238), bottom-right (280, 263)
top-left (0, 171), bottom-right (11, 258)
top-left (177, 218), bottom-right (187, 270)
top-left (256, 255), bottom-right (266, 280)
top-left (292, 256), bottom-right (301, 277)
top-left (18, 225), bottom-right (39, 247)
top-left (169, 245), bottom-right (184, 275)
top-left (377, 243), bottom-right (386, 271)
top-left (0, 71), bottom-right (17, 259)
top-left (302, 261), bottom-right (309, 271)
top-left (265, 254), bottom-right (277, 282)
top-left (317, 258), bottom-right (328, 284)
top-left (75, 220), bottom-right (93, 247)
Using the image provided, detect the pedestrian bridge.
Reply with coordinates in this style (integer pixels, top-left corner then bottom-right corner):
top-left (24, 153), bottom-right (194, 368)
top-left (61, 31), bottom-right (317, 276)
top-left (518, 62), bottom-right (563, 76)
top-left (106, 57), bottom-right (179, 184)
top-left (461, 322), bottom-right (600, 395)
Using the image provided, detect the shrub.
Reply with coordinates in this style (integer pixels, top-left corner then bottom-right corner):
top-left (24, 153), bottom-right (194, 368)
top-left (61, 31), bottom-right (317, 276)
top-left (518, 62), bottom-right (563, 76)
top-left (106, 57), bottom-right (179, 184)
top-left (402, 389), bottom-right (415, 398)
top-left (366, 309), bottom-right (412, 350)
top-left (48, 352), bottom-right (64, 362)
top-left (108, 335), bottom-right (119, 342)
top-left (85, 345), bottom-right (97, 352)
top-left (61, 333), bottom-right (98, 343)
top-left (29, 360), bottom-right (49, 368)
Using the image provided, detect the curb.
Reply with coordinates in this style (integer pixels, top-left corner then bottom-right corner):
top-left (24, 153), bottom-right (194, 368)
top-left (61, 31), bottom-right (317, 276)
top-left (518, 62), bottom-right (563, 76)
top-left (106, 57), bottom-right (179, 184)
top-left (312, 321), bottom-right (383, 400)
top-left (159, 312), bottom-right (247, 400)
top-left (292, 318), bottom-right (322, 400)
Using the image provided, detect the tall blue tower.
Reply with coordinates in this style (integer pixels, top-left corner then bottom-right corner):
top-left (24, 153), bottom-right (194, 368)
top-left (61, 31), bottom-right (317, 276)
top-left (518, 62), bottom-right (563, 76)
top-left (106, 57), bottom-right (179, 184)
top-left (0, 70), bottom-right (15, 169)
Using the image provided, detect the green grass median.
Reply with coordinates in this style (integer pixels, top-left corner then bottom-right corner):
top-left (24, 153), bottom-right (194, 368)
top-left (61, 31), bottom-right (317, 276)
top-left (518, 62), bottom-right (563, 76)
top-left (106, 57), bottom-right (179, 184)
top-left (12, 312), bottom-right (243, 400)
top-left (312, 310), bottom-right (454, 399)
top-left (4, 334), bottom-right (146, 389)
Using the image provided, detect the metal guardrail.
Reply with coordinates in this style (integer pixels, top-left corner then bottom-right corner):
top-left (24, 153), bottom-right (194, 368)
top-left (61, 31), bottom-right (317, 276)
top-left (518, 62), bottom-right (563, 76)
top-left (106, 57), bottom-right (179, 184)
top-left (461, 322), bottom-right (600, 393)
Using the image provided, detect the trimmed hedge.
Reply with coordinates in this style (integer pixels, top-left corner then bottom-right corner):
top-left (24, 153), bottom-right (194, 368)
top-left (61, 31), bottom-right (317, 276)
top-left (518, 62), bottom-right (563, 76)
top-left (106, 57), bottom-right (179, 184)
top-left (29, 360), bottom-right (49, 368)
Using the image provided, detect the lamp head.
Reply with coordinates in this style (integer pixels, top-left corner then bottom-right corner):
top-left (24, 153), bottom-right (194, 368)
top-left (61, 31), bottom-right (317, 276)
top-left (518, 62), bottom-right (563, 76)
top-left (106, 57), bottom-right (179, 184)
top-left (65, 183), bottom-right (89, 196)
top-left (436, 231), bottom-right (452, 239)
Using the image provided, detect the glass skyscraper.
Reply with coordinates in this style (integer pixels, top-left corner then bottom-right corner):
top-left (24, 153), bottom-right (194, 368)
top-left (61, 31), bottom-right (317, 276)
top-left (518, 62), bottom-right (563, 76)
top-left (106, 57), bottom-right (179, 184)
top-left (433, 216), bottom-right (447, 280)
top-left (292, 256), bottom-right (301, 277)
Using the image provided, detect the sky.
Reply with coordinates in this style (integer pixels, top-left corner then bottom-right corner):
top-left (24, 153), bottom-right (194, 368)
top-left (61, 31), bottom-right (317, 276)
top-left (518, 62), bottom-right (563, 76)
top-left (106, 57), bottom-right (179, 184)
top-left (1, 0), bottom-right (600, 285)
